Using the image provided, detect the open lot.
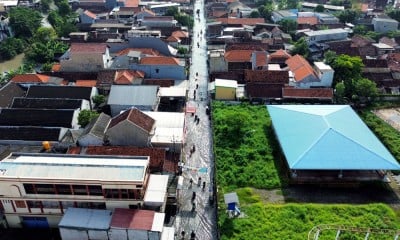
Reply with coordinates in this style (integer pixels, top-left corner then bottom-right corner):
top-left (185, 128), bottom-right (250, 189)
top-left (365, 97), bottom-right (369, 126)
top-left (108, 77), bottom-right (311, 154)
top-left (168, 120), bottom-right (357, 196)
top-left (213, 102), bottom-right (400, 239)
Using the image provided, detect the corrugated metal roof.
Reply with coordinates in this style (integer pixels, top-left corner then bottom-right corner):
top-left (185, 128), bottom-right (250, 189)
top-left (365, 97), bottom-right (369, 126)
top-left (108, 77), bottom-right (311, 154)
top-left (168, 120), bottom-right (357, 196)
top-left (59, 208), bottom-right (112, 230)
top-left (110, 209), bottom-right (162, 230)
top-left (267, 105), bottom-right (400, 170)
top-left (0, 154), bottom-right (149, 181)
top-left (158, 87), bottom-right (186, 97)
top-left (215, 79), bottom-right (238, 88)
top-left (143, 112), bottom-right (185, 128)
top-left (108, 85), bottom-right (158, 106)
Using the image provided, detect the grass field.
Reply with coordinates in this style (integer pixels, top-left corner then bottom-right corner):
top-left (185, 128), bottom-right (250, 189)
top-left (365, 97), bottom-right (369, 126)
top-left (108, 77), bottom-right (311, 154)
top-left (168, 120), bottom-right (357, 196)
top-left (212, 102), bottom-right (400, 239)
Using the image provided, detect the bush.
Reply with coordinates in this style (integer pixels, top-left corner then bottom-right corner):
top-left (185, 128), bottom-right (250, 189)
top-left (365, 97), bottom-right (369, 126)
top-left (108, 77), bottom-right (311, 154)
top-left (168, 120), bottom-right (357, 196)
top-left (212, 101), bottom-right (284, 190)
top-left (78, 110), bottom-right (99, 127)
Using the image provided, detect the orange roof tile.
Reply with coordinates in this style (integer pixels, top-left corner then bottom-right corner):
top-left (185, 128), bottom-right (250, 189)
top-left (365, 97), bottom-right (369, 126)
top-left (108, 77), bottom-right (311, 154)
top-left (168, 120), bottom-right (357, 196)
top-left (140, 56), bottom-right (180, 65)
top-left (116, 48), bottom-right (161, 56)
top-left (171, 30), bottom-right (189, 38)
top-left (285, 54), bottom-right (316, 82)
top-left (75, 80), bottom-right (97, 87)
top-left (114, 70), bottom-right (144, 84)
top-left (124, 0), bottom-right (139, 7)
top-left (254, 51), bottom-right (267, 67)
top-left (216, 17), bottom-right (265, 25)
top-left (270, 49), bottom-right (292, 59)
top-left (11, 74), bottom-right (50, 83)
top-left (297, 16), bottom-right (318, 25)
top-left (142, 8), bottom-right (155, 16)
top-left (83, 10), bottom-right (97, 19)
top-left (224, 50), bottom-right (253, 62)
top-left (51, 63), bottom-right (61, 72)
top-left (166, 35), bottom-right (180, 42)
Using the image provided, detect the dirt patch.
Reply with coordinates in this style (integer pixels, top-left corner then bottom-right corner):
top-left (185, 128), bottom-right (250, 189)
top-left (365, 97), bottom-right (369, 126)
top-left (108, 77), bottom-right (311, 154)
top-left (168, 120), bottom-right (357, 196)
top-left (374, 108), bottom-right (400, 131)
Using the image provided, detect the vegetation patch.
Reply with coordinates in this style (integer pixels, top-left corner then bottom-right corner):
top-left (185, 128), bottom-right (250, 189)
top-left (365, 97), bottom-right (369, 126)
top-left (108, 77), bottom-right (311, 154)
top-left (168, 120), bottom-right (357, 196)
top-left (219, 189), bottom-right (400, 240)
top-left (212, 101), bottom-right (285, 190)
top-left (359, 110), bottom-right (400, 162)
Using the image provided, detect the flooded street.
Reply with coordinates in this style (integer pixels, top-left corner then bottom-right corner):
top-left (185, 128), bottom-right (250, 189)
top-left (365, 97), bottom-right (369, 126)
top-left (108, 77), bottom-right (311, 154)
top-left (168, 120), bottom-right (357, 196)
top-left (0, 53), bottom-right (24, 73)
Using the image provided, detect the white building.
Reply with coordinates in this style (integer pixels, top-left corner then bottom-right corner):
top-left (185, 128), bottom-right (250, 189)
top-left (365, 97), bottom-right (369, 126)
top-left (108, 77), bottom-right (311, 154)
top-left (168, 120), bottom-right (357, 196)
top-left (0, 153), bottom-right (154, 228)
top-left (304, 28), bottom-right (349, 44)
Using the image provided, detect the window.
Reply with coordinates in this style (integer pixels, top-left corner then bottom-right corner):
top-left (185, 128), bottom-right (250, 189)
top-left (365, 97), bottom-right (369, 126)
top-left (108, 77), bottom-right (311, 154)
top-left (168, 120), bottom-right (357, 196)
top-left (155, 68), bottom-right (159, 73)
top-left (91, 202), bottom-right (106, 209)
top-left (55, 184), bottom-right (72, 195)
top-left (41, 201), bottom-right (60, 209)
top-left (88, 185), bottom-right (103, 196)
top-left (23, 184), bottom-right (35, 194)
top-left (61, 201), bottom-right (74, 210)
top-left (72, 185), bottom-right (87, 195)
top-left (104, 189), bottom-right (120, 199)
top-left (35, 184), bottom-right (55, 194)
top-left (27, 201), bottom-right (42, 208)
top-left (14, 200), bottom-right (26, 208)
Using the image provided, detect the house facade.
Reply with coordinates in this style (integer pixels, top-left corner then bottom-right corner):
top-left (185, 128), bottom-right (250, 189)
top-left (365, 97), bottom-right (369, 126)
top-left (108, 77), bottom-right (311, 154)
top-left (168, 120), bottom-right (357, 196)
top-left (0, 153), bottom-right (150, 228)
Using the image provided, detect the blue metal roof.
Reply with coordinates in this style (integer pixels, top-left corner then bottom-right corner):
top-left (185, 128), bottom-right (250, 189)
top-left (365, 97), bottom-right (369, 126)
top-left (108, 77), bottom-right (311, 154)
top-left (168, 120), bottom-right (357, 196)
top-left (267, 105), bottom-right (400, 170)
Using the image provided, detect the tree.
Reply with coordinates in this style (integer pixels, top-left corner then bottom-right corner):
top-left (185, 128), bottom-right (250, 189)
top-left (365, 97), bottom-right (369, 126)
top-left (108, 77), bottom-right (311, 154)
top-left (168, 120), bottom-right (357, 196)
top-left (33, 27), bottom-right (57, 42)
top-left (9, 7), bottom-right (42, 39)
top-left (278, 19), bottom-right (298, 34)
top-left (353, 25), bottom-right (368, 35)
top-left (315, 4), bottom-right (325, 12)
top-left (334, 81), bottom-right (346, 103)
top-left (92, 95), bottom-right (106, 106)
top-left (353, 78), bottom-right (378, 103)
top-left (387, 9), bottom-right (400, 22)
top-left (323, 50), bottom-right (337, 65)
top-left (291, 37), bottom-right (310, 58)
top-left (249, 10), bottom-right (260, 18)
top-left (336, 9), bottom-right (359, 24)
top-left (258, 5), bottom-right (274, 20)
top-left (0, 37), bottom-right (25, 60)
top-left (78, 110), bottom-right (99, 127)
top-left (330, 0), bottom-right (343, 5)
top-left (331, 54), bottom-right (363, 85)
top-left (40, 0), bottom-right (51, 12)
top-left (57, 0), bottom-right (71, 17)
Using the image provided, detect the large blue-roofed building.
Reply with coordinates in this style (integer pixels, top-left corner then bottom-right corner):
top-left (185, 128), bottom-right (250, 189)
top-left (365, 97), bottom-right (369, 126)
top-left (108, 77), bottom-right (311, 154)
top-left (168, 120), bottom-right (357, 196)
top-left (267, 105), bottom-right (400, 175)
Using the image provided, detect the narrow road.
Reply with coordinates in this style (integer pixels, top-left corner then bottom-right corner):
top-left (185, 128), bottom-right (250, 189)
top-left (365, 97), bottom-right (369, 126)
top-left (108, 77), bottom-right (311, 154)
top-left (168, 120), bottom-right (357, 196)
top-left (174, 0), bottom-right (218, 239)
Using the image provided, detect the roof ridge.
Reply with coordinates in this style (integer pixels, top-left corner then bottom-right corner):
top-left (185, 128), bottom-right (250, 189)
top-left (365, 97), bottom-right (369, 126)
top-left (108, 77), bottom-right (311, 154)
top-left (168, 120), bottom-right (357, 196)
top-left (328, 127), bottom-right (400, 168)
top-left (291, 127), bottom-right (330, 169)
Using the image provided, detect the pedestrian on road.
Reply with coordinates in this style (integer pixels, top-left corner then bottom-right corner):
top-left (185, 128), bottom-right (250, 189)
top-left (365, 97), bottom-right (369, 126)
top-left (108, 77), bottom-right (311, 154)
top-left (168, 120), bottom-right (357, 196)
top-left (196, 72), bottom-right (198, 77)
top-left (189, 178), bottom-right (193, 187)
top-left (196, 117), bottom-right (200, 125)
top-left (192, 191), bottom-right (196, 201)
top-left (202, 181), bottom-right (206, 191)
top-left (194, 115), bottom-right (198, 122)
top-left (197, 42), bottom-right (199, 48)
top-left (181, 230), bottom-right (185, 239)
top-left (192, 202), bottom-right (196, 212)
top-left (196, 84), bottom-right (198, 89)
top-left (190, 230), bottom-right (196, 240)
top-left (198, 177), bottom-right (202, 186)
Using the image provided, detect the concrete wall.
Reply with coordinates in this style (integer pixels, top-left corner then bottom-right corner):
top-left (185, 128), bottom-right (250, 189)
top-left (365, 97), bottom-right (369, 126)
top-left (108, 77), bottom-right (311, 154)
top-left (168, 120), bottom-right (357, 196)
top-left (216, 86), bottom-right (236, 100)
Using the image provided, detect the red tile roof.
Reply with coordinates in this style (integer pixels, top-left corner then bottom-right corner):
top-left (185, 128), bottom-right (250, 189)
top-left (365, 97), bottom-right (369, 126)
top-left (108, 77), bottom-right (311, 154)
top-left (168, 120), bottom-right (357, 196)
top-left (297, 17), bottom-right (318, 25)
top-left (116, 48), bottom-right (161, 56)
top-left (108, 108), bottom-right (155, 133)
top-left (11, 74), bottom-right (50, 83)
top-left (143, 16), bottom-right (174, 21)
top-left (143, 79), bottom-right (175, 87)
top-left (114, 70), bottom-right (144, 84)
top-left (68, 146), bottom-right (166, 172)
top-left (52, 63), bottom-right (61, 72)
top-left (254, 51), bottom-right (267, 67)
top-left (246, 83), bottom-right (283, 98)
top-left (224, 50), bottom-right (253, 62)
top-left (70, 43), bottom-right (108, 53)
top-left (216, 17), bottom-right (265, 25)
top-left (75, 80), bottom-right (97, 87)
top-left (83, 10), bottom-right (97, 19)
top-left (171, 30), bottom-right (189, 38)
top-left (282, 87), bottom-right (333, 99)
top-left (270, 49), bottom-right (292, 59)
top-left (166, 35), bottom-right (180, 42)
top-left (111, 209), bottom-right (155, 230)
top-left (140, 56), bottom-right (180, 65)
top-left (285, 54), bottom-right (316, 82)
top-left (244, 69), bottom-right (289, 84)
top-left (124, 0), bottom-right (139, 7)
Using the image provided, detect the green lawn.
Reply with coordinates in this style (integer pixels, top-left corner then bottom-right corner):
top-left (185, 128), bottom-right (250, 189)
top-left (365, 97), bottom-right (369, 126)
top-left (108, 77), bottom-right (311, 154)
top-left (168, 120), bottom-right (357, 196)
top-left (219, 189), bottom-right (400, 240)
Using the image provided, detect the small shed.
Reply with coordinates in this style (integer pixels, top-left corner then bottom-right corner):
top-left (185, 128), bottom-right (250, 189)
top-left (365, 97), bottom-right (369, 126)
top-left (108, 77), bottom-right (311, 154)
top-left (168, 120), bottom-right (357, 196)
top-left (77, 113), bottom-right (111, 146)
top-left (224, 192), bottom-right (239, 211)
top-left (209, 79), bottom-right (238, 100)
top-left (109, 208), bottom-right (165, 240)
top-left (144, 174), bottom-right (169, 210)
top-left (58, 208), bottom-right (112, 240)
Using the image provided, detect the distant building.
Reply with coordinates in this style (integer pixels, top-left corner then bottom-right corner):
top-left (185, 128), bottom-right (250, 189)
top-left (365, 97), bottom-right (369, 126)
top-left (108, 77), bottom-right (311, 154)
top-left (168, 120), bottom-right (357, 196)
top-left (372, 17), bottom-right (399, 33)
top-left (209, 78), bottom-right (238, 100)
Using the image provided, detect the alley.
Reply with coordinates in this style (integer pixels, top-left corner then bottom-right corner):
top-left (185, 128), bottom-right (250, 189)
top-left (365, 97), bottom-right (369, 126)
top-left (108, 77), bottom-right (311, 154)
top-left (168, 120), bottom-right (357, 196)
top-left (174, 0), bottom-right (218, 239)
